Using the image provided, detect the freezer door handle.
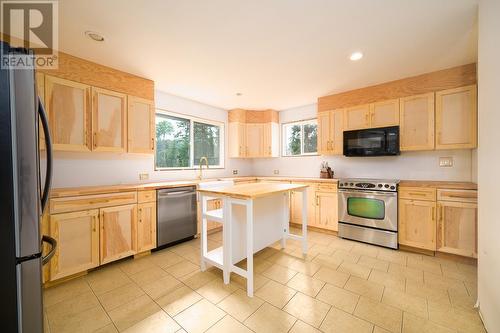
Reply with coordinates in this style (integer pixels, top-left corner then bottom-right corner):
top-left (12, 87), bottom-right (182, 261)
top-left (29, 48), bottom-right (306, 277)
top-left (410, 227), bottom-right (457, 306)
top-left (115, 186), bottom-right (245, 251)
top-left (38, 96), bottom-right (52, 214)
top-left (41, 235), bottom-right (57, 265)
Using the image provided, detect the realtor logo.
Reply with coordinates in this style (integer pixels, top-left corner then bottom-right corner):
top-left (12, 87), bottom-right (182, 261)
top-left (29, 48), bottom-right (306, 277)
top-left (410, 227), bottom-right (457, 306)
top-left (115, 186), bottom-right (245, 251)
top-left (1, 0), bottom-right (58, 69)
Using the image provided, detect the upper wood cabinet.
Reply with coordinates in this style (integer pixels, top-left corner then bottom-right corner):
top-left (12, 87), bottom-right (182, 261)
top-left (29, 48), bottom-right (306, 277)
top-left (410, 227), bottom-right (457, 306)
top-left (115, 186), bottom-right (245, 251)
top-left (435, 85), bottom-right (477, 150)
top-left (99, 204), bottom-right (137, 264)
top-left (344, 104), bottom-right (370, 130)
top-left (92, 87), bottom-right (127, 152)
top-left (228, 122), bottom-right (246, 158)
top-left (398, 199), bottom-right (436, 251)
top-left (228, 109), bottom-right (279, 158)
top-left (45, 75), bottom-right (92, 152)
top-left (127, 96), bottom-right (155, 154)
top-left (49, 209), bottom-right (99, 281)
top-left (370, 99), bottom-right (399, 128)
top-left (137, 201), bottom-right (157, 252)
top-left (400, 93), bottom-right (435, 151)
top-left (318, 109), bottom-right (344, 155)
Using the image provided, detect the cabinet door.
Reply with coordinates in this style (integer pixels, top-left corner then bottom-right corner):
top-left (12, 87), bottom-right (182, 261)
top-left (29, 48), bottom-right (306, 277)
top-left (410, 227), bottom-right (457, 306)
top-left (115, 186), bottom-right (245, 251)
top-left (400, 93), bottom-right (435, 151)
top-left (100, 204), bottom-right (137, 264)
top-left (437, 201), bottom-right (477, 258)
top-left (137, 202), bottom-right (157, 252)
top-left (228, 122), bottom-right (246, 157)
top-left (398, 199), bottom-right (436, 250)
top-left (290, 186), bottom-right (316, 226)
top-left (315, 191), bottom-right (338, 231)
top-left (45, 76), bottom-right (92, 152)
top-left (344, 104), bottom-right (370, 130)
top-left (370, 99), bottom-right (399, 128)
top-left (49, 210), bottom-right (99, 281)
top-left (246, 123), bottom-right (264, 157)
top-left (317, 111), bottom-right (331, 155)
top-left (128, 96), bottom-right (155, 154)
top-left (92, 87), bottom-right (127, 152)
top-left (263, 123), bottom-right (273, 157)
top-left (331, 109), bottom-right (344, 155)
top-left (435, 85), bottom-right (477, 150)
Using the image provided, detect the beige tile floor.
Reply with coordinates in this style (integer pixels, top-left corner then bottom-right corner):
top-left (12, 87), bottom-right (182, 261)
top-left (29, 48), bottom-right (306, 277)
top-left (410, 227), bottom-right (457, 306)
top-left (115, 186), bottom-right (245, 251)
top-left (43, 229), bottom-right (485, 333)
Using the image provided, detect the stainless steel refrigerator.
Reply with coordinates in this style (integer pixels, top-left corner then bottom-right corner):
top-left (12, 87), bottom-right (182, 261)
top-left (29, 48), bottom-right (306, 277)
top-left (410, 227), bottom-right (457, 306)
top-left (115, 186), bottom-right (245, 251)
top-left (1, 42), bottom-right (56, 332)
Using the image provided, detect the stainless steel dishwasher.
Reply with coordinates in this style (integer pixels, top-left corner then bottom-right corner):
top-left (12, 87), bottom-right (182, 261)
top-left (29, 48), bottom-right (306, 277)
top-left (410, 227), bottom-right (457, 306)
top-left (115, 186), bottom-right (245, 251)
top-left (157, 186), bottom-right (197, 248)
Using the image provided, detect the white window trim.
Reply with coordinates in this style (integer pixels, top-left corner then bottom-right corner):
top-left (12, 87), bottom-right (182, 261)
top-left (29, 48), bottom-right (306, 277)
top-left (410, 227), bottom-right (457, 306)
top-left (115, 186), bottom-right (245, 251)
top-left (155, 109), bottom-right (225, 170)
top-left (281, 118), bottom-right (318, 157)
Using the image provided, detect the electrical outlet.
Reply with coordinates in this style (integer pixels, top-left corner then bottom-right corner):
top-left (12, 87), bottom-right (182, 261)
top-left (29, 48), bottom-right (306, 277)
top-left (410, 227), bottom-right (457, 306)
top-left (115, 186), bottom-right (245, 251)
top-left (439, 157), bottom-right (453, 167)
top-left (139, 172), bottom-right (149, 180)
top-left (273, 169), bottom-right (279, 175)
top-left (232, 169), bottom-right (238, 175)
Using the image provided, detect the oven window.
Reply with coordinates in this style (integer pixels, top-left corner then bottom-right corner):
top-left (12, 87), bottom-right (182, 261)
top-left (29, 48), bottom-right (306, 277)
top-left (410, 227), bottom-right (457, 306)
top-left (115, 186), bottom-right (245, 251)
top-left (347, 197), bottom-right (385, 220)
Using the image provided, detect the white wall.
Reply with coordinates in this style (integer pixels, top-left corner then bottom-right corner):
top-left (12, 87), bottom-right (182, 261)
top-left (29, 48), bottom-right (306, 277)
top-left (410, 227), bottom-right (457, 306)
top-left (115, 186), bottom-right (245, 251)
top-left (51, 91), bottom-right (252, 188)
top-left (477, 1), bottom-right (500, 331)
top-left (252, 104), bottom-right (477, 181)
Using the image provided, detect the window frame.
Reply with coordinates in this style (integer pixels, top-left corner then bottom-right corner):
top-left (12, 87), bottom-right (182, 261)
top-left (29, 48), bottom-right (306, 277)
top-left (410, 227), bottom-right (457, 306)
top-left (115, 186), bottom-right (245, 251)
top-left (155, 109), bottom-right (225, 170)
top-left (281, 118), bottom-right (318, 157)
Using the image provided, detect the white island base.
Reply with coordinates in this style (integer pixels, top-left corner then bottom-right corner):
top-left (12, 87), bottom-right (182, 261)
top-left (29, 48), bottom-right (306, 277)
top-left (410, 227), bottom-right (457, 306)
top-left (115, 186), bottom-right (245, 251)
top-left (198, 183), bottom-right (308, 297)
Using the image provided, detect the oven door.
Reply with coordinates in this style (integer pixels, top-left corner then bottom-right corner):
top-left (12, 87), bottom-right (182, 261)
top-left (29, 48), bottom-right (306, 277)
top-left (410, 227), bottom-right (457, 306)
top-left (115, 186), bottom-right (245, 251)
top-left (338, 189), bottom-right (397, 231)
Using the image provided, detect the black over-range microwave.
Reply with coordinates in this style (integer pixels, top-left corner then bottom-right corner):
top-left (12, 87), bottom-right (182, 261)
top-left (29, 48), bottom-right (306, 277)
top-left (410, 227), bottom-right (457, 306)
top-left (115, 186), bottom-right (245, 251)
top-left (343, 126), bottom-right (400, 157)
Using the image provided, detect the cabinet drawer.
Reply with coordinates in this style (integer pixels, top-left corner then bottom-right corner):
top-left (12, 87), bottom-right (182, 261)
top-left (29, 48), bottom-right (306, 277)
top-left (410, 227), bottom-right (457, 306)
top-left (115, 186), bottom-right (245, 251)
top-left (138, 190), bottom-right (156, 203)
top-left (50, 191), bottom-right (138, 214)
top-left (399, 187), bottom-right (436, 201)
top-left (316, 183), bottom-right (337, 192)
top-left (437, 189), bottom-right (477, 203)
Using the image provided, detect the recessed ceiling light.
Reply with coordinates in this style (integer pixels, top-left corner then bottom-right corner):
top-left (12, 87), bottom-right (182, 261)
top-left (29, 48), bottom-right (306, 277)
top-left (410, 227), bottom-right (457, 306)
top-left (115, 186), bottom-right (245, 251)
top-left (85, 31), bottom-right (105, 42)
top-left (236, 92), bottom-right (242, 96)
top-left (350, 52), bottom-right (363, 61)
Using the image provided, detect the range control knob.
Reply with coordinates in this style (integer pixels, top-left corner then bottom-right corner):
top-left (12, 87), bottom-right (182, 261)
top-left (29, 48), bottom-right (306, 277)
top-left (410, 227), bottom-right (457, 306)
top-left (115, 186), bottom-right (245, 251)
top-left (384, 184), bottom-right (390, 188)
top-left (350, 183), bottom-right (354, 186)
top-left (378, 184), bottom-right (383, 188)
top-left (390, 186), bottom-right (396, 190)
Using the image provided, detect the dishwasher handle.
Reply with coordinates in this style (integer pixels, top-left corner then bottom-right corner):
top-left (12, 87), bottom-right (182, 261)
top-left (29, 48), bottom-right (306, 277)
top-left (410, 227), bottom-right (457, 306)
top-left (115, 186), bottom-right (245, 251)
top-left (158, 190), bottom-right (195, 198)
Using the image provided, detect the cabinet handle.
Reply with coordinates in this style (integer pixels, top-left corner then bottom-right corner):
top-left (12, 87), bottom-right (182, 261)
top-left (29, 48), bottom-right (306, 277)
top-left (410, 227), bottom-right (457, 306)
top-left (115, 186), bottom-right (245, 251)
top-left (440, 206), bottom-right (444, 221)
top-left (365, 113), bottom-right (370, 125)
top-left (431, 207), bottom-right (435, 221)
top-left (93, 132), bottom-right (97, 148)
top-left (239, 146), bottom-right (242, 156)
top-left (316, 195), bottom-right (320, 206)
top-left (151, 138), bottom-right (155, 150)
top-left (92, 217), bottom-right (96, 232)
top-left (371, 112), bottom-right (375, 124)
top-left (408, 192), bottom-right (427, 196)
top-left (268, 146), bottom-right (271, 155)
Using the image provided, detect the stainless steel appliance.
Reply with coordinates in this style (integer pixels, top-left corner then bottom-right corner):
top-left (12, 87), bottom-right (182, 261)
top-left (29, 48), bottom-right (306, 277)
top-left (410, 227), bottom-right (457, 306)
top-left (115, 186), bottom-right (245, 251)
top-left (157, 187), bottom-right (197, 248)
top-left (338, 178), bottom-right (399, 249)
top-left (1, 42), bottom-right (57, 332)
top-left (343, 126), bottom-right (400, 157)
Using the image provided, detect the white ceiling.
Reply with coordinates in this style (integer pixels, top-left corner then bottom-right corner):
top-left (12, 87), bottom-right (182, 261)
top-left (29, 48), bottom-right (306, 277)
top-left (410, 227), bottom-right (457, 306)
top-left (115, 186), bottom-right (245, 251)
top-left (58, 0), bottom-right (478, 110)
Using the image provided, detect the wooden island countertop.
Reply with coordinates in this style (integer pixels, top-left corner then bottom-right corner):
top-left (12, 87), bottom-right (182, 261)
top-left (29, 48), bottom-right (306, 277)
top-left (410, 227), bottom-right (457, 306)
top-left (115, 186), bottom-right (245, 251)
top-left (197, 182), bottom-right (308, 200)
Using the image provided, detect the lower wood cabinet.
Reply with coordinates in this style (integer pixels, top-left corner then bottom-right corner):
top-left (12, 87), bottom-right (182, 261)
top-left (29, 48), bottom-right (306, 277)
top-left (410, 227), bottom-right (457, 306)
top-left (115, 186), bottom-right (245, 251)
top-left (137, 201), bottom-right (157, 252)
top-left (49, 210), bottom-right (100, 281)
top-left (315, 191), bottom-right (338, 231)
top-left (437, 201), bottom-right (477, 258)
top-left (290, 189), bottom-right (316, 227)
top-left (99, 204), bottom-right (137, 265)
top-left (398, 199), bottom-right (436, 251)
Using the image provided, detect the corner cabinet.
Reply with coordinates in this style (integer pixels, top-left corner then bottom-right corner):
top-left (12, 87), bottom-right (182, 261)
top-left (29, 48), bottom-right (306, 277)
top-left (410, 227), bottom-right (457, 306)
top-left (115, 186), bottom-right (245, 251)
top-left (435, 85), bottom-right (477, 150)
top-left (44, 75), bottom-right (92, 152)
top-left (49, 210), bottom-right (100, 281)
top-left (99, 204), bottom-right (137, 264)
top-left (128, 96), bottom-right (155, 154)
top-left (400, 93), bottom-right (435, 151)
top-left (228, 109), bottom-right (279, 158)
top-left (92, 87), bottom-right (127, 152)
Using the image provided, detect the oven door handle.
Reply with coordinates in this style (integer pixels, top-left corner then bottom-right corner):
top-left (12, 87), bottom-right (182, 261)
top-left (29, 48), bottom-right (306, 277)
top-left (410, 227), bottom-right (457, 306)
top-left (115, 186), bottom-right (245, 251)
top-left (338, 189), bottom-right (397, 197)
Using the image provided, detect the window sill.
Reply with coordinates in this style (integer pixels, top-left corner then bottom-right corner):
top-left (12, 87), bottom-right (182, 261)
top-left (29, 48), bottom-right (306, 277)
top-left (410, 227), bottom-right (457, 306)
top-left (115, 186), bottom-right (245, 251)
top-left (281, 154), bottom-right (319, 157)
top-left (155, 166), bottom-right (225, 171)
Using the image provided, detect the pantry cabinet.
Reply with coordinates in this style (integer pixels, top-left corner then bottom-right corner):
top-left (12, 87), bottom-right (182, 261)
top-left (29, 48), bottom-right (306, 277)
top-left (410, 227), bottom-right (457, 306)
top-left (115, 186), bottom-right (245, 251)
top-left (400, 93), bottom-right (435, 151)
top-left (49, 210), bottom-right (100, 281)
top-left (127, 96), bottom-right (155, 154)
top-left (99, 204), bottom-right (137, 264)
top-left (92, 87), bottom-right (127, 152)
top-left (45, 75), bottom-right (92, 152)
top-left (318, 109), bottom-right (344, 155)
top-left (137, 201), bottom-right (157, 252)
top-left (398, 199), bottom-right (436, 251)
top-left (435, 85), bottom-right (477, 150)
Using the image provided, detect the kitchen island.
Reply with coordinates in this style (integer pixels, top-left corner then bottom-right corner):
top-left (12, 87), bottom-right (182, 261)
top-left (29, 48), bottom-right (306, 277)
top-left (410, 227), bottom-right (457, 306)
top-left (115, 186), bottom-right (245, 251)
top-left (197, 182), bottom-right (309, 296)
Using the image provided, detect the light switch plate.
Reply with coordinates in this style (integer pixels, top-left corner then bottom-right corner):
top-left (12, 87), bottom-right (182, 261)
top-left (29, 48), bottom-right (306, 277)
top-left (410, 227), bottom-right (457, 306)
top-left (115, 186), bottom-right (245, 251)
top-left (232, 169), bottom-right (238, 175)
top-left (139, 172), bottom-right (149, 180)
top-left (439, 157), bottom-right (453, 167)
top-left (273, 169), bottom-right (280, 175)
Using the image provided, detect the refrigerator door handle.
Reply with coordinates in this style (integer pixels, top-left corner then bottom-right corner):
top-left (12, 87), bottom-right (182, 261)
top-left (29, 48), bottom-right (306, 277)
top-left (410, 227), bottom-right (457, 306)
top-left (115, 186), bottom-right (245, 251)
top-left (41, 235), bottom-right (57, 266)
top-left (38, 96), bottom-right (52, 214)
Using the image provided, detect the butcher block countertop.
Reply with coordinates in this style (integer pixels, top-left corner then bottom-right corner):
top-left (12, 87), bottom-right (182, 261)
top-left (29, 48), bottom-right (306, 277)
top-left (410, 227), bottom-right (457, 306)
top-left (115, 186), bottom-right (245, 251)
top-left (49, 176), bottom-right (337, 198)
top-left (399, 180), bottom-right (477, 190)
top-left (197, 182), bottom-right (308, 200)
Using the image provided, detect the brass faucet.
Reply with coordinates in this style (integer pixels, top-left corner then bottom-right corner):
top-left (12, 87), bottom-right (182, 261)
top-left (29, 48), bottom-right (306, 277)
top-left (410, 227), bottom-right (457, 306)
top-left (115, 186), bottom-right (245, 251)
top-left (198, 156), bottom-right (209, 180)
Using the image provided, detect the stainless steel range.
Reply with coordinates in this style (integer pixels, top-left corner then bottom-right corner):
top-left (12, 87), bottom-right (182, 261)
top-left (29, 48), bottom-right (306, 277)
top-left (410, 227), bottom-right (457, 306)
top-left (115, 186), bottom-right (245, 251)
top-left (338, 178), bottom-right (399, 249)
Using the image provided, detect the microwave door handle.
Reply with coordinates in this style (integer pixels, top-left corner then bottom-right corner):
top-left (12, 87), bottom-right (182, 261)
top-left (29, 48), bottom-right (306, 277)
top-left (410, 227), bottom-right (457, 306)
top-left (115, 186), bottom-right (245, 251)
top-left (38, 96), bottom-right (52, 214)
